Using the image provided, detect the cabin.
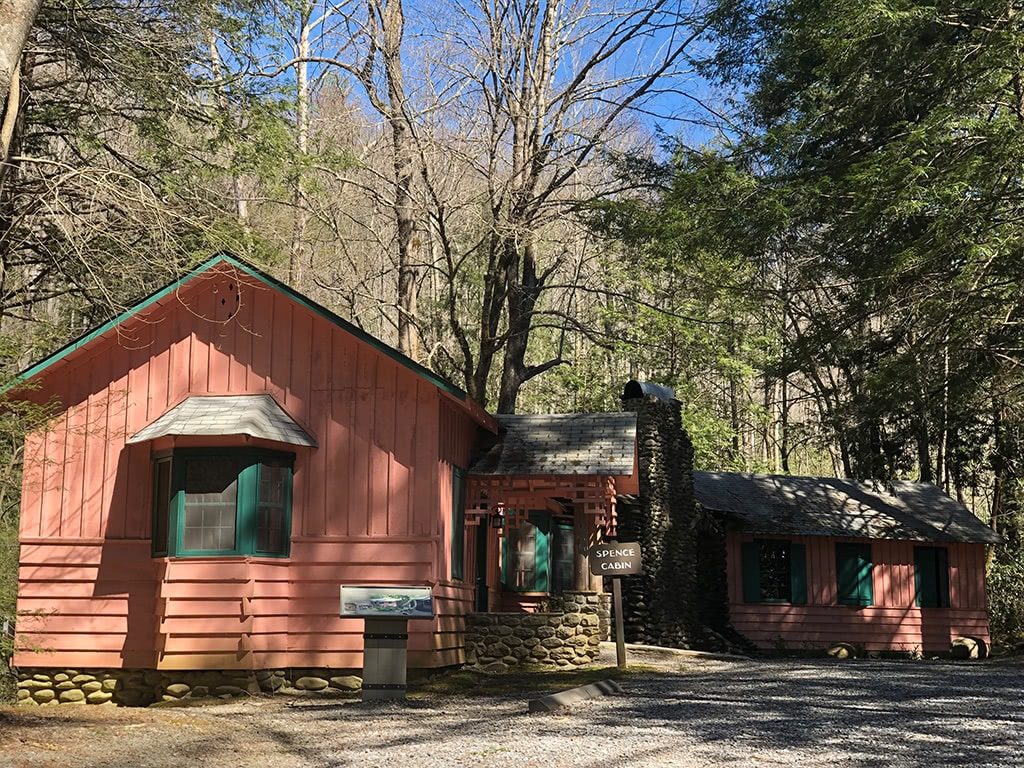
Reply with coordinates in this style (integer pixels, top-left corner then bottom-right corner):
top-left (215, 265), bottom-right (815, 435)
top-left (8, 253), bottom-right (998, 707)
top-left (695, 472), bottom-right (1000, 655)
top-left (10, 253), bottom-right (637, 703)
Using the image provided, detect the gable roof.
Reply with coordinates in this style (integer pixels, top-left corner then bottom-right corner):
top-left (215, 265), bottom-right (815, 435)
top-left (128, 394), bottom-right (316, 447)
top-left (694, 471), bottom-right (1000, 545)
top-left (14, 252), bottom-right (467, 402)
top-left (470, 412), bottom-right (636, 476)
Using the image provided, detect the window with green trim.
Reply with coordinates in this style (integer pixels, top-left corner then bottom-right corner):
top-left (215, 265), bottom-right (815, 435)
top-left (914, 546), bottom-right (950, 608)
top-left (836, 543), bottom-right (873, 606)
top-left (741, 539), bottom-right (807, 605)
top-left (451, 467), bottom-right (466, 580)
top-left (152, 449), bottom-right (293, 557)
top-left (501, 512), bottom-right (574, 593)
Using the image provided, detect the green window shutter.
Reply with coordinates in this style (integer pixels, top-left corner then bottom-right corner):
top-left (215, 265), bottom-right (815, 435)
top-left (836, 543), bottom-right (873, 606)
top-left (789, 542), bottom-right (807, 605)
top-left (915, 547), bottom-right (940, 608)
top-left (534, 521), bottom-right (550, 592)
top-left (451, 468), bottom-right (466, 581)
top-left (741, 542), bottom-right (761, 603)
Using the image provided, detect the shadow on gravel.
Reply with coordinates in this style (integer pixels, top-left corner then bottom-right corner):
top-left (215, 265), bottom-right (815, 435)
top-left (580, 660), bottom-right (1024, 766)
top-left (245, 660), bottom-right (1024, 767)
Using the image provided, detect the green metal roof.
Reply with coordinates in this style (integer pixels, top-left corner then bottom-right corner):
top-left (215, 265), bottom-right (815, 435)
top-left (13, 252), bottom-right (468, 400)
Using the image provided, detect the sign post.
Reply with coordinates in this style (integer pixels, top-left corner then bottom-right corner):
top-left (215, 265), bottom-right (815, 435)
top-left (589, 542), bottom-right (642, 670)
top-left (341, 585), bottom-right (434, 701)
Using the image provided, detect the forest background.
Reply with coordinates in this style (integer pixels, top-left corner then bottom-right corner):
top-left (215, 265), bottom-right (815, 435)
top-left (0, 0), bottom-right (1022, 667)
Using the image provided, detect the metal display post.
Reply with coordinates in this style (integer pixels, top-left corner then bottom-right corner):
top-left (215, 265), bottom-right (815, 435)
top-left (340, 584), bottom-right (434, 703)
top-left (361, 617), bottom-right (410, 701)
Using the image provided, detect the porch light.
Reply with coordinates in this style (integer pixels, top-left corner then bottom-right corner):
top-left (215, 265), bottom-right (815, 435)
top-left (490, 509), bottom-right (506, 529)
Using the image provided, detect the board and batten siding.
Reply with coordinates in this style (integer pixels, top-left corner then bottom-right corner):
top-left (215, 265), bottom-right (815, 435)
top-left (727, 533), bottom-right (990, 652)
top-left (15, 264), bottom-right (477, 671)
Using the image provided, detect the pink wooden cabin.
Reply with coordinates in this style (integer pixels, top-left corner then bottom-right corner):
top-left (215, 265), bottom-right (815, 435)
top-left (694, 472), bottom-right (999, 654)
top-left (11, 253), bottom-right (635, 687)
top-left (12, 253), bottom-right (494, 674)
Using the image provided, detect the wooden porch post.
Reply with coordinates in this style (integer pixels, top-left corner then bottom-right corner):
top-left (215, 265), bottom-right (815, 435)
top-left (574, 505), bottom-right (590, 591)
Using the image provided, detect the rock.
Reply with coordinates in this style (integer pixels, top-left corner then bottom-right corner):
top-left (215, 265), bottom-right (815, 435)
top-left (540, 637), bottom-right (563, 649)
top-left (18, 679), bottom-right (52, 690)
top-left (87, 691), bottom-right (113, 704)
top-left (32, 689), bottom-right (57, 703)
top-left (191, 686), bottom-right (209, 698)
top-left (16, 698), bottom-right (38, 706)
top-left (56, 681), bottom-right (76, 690)
top-left (329, 676), bottom-right (362, 691)
top-left (213, 685), bottom-right (247, 697)
top-left (555, 626), bottom-right (575, 639)
top-left (71, 674), bottom-right (96, 684)
top-left (32, 673), bottom-right (51, 682)
top-left (16, 689), bottom-right (30, 701)
top-left (535, 626), bottom-right (556, 639)
top-left (53, 673), bottom-right (70, 683)
top-left (81, 681), bottom-right (104, 694)
top-left (115, 690), bottom-right (145, 707)
top-left (827, 643), bottom-right (858, 660)
top-left (277, 686), bottom-right (301, 695)
top-left (479, 661), bottom-right (508, 674)
top-left (59, 689), bottom-right (86, 703)
top-left (294, 676), bottom-right (329, 691)
top-left (165, 683), bottom-right (191, 698)
top-left (101, 679), bottom-right (118, 692)
top-left (951, 637), bottom-right (986, 660)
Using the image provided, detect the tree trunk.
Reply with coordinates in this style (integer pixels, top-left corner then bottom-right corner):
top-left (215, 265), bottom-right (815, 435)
top-left (381, 0), bottom-right (419, 359)
top-left (288, 10), bottom-right (311, 286)
top-left (0, 0), bottom-right (41, 109)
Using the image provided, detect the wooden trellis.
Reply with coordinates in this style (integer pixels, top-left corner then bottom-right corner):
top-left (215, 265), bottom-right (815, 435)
top-left (465, 474), bottom-right (619, 535)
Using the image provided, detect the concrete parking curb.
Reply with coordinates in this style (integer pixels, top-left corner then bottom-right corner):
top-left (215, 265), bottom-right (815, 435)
top-left (527, 679), bottom-right (623, 713)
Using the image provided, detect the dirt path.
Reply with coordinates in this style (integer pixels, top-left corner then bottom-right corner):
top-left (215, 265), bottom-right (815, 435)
top-left (2, 657), bottom-right (1020, 767)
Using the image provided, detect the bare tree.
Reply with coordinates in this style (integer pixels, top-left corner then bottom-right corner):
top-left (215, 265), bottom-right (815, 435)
top-left (0, 0), bottom-right (41, 115)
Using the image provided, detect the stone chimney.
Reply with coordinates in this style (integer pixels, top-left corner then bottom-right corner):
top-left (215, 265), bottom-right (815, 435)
top-left (618, 382), bottom-right (735, 650)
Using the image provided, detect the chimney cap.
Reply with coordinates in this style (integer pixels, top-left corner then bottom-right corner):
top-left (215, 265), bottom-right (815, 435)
top-left (622, 380), bottom-right (675, 402)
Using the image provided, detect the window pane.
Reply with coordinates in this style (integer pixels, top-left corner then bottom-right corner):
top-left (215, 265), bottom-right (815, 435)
top-left (759, 541), bottom-right (791, 602)
top-left (552, 523), bottom-right (574, 594)
top-left (182, 459), bottom-right (239, 552)
top-left (509, 524), bottom-right (537, 590)
top-left (255, 461), bottom-right (289, 554)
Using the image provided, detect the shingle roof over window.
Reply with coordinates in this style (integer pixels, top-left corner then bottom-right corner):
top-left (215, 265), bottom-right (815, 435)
top-left (694, 471), bottom-right (1000, 544)
top-left (128, 394), bottom-right (316, 447)
top-left (470, 413), bottom-right (636, 476)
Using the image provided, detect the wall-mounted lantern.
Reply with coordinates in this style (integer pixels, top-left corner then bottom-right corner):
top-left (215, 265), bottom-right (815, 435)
top-left (490, 509), bottom-right (506, 529)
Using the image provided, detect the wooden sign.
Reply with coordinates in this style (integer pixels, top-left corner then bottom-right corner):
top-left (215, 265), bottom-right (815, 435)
top-left (589, 542), bottom-right (642, 576)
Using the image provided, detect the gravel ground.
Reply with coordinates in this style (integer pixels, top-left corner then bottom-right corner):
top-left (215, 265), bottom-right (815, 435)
top-left (2, 654), bottom-right (1022, 767)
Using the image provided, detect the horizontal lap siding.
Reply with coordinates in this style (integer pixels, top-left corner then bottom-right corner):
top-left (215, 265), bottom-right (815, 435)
top-left (16, 266), bottom-right (479, 670)
top-left (727, 533), bottom-right (991, 652)
top-left (14, 540), bottom-right (157, 668)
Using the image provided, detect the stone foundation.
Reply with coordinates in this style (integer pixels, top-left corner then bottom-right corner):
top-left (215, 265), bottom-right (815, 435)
top-left (14, 668), bottom-right (363, 707)
top-left (464, 591), bottom-right (606, 670)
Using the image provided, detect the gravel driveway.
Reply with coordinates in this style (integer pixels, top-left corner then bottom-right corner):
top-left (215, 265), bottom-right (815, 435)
top-left (3, 656), bottom-right (1022, 767)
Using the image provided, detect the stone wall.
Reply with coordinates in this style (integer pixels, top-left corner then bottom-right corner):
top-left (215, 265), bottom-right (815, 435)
top-left (464, 591), bottom-right (606, 670)
top-left (14, 668), bottom-right (363, 707)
